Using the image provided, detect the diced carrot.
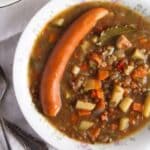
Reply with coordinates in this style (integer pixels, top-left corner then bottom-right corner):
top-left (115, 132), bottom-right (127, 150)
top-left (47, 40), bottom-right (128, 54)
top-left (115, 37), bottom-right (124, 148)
top-left (131, 66), bottom-right (148, 79)
top-left (100, 112), bottom-right (108, 121)
top-left (91, 89), bottom-right (105, 100)
top-left (110, 123), bottom-right (118, 130)
top-left (96, 99), bottom-right (106, 112)
top-left (96, 89), bottom-right (105, 100)
top-left (78, 110), bottom-right (91, 116)
top-left (48, 32), bottom-right (58, 43)
top-left (70, 112), bottom-right (78, 124)
top-left (98, 70), bottom-right (110, 81)
top-left (80, 63), bottom-right (88, 71)
top-left (90, 53), bottom-right (102, 65)
top-left (139, 37), bottom-right (148, 44)
top-left (88, 127), bottom-right (101, 142)
top-left (132, 102), bottom-right (143, 112)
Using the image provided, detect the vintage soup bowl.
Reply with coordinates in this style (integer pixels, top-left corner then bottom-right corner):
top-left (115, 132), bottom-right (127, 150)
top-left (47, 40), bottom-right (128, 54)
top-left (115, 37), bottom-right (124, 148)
top-left (13, 0), bottom-right (150, 150)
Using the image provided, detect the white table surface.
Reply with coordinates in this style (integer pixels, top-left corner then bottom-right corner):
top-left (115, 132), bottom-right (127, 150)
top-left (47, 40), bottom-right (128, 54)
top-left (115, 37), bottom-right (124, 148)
top-left (0, 0), bottom-right (56, 149)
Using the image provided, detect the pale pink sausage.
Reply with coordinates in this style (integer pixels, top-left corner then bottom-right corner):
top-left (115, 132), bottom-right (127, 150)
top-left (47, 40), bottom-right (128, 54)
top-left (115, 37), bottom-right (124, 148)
top-left (40, 8), bottom-right (109, 117)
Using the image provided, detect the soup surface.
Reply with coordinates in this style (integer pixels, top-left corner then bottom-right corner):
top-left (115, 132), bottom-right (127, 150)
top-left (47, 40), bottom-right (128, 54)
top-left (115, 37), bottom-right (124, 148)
top-left (29, 2), bottom-right (150, 144)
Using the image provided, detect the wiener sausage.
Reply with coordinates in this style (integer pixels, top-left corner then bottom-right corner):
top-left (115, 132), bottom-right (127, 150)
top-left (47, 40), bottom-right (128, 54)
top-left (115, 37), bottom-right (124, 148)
top-left (40, 8), bottom-right (109, 117)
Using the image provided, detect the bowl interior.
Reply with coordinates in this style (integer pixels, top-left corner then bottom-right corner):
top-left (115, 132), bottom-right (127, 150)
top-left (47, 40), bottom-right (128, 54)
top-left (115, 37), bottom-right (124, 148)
top-left (13, 0), bottom-right (150, 150)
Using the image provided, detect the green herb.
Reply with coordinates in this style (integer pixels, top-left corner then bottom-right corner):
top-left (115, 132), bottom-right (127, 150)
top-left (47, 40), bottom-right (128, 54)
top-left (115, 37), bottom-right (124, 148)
top-left (99, 25), bottom-right (136, 45)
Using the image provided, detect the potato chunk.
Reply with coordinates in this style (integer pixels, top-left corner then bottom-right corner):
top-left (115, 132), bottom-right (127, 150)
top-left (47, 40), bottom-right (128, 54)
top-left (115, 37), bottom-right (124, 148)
top-left (119, 117), bottom-right (129, 131)
top-left (119, 97), bottom-right (133, 113)
top-left (110, 85), bottom-right (124, 107)
top-left (143, 92), bottom-right (150, 118)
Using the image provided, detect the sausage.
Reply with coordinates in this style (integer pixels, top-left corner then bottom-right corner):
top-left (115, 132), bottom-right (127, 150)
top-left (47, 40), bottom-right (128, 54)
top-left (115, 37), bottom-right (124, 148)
top-left (40, 8), bottom-right (109, 117)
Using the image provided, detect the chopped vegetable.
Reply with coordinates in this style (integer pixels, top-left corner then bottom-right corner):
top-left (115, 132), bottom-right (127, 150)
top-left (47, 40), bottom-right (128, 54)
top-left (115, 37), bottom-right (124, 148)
top-left (98, 70), bottom-right (110, 80)
top-left (110, 85), bottom-right (124, 107)
top-left (143, 92), bottom-right (150, 118)
top-left (81, 40), bottom-right (91, 53)
top-left (124, 65), bottom-right (134, 75)
top-left (119, 97), bottom-right (133, 113)
top-left (71, 65), bottom-right (80, 76)
top-left (78, 110), bottom-right (91, 116)
top-left (64, 90), bottom-right (72, 99)
top-left (53, 18), bottom-right (65, 27)
top-left (91, 35), bottom-right (99, 43)
top-left (95, 89), bottom-right (105, 100)
top-left (132, 102), bottom-right (143, 112)
top-left (90, 53), bottom-right (102, 66)
top-left (96, 99), bottom-right (106, 112)
top-left (132, 66), bottom-right (148, 79)
top-left (76, 100), bottom-right (96, 111)
top-left (84, 79), bottom-right (101, 91)
top-left (116, 35), bottom-right (132, 49)
top-left (119, 117), bottom-right (129, 131)
top-left (79, 121), bottom-right (94, 130)
top-left (88, 127), bottom-right (101, 142)
top-left (107, 46), bottom-right (115, 55)
top-left (99, 25), bottom-right (136, 45)
top-left (132, 49), bottom-right (145, 60)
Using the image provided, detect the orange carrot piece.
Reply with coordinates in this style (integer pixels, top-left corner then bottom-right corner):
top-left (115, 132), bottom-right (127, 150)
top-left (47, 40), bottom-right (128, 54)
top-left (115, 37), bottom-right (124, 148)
top-left (48, 32), bottom-right (58, 43)
top-left (78, 110), bottom-right (91, 116)
top-left (98, 70), bottom-right (109, 81)
top-left (80, 63), bottom-right (88, 71)
top-left (96, 89), bottom-right (105, 100)
top-left (91, 89), bottom-right (104, 100)
top-left (90, 53), bottom-right (102, 65)
top-left (70, 112), bottom-right (78, 124)
top-left (88, 127), bottom-right (101, 142)
top-left (131, 66), bottom-right (148, 79)
top-left (96, 99), bottom-right (106, 112)
top-left (132, 102), bottom-right (143, 112)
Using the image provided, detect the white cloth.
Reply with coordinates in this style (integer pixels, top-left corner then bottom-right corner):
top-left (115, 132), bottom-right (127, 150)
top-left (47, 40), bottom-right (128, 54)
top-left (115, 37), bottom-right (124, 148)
top-left (0, 0), bottom-right (56, 150)
top-left (0, 0), bottom-right (49, 41)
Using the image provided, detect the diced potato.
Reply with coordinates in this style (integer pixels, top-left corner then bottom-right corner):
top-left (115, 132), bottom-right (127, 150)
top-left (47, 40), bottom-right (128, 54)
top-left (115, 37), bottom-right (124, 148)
top-left (110, 85), bottom-right (124, 107)
top-left (132, 49), bottom-right (145, 60)
top-left (143, 92), bottom-right (150, 118)
top-left (53, 18), bottom-right (64, 27)
top-left (91, 36), bottom-right (98, 43)
top-left (76, 100), bottom-right (96, 111)
top-left (71, 65), bottom-right (80, 76)
top-left (81, 41), bottom-right (91, 53)
top-left (119, 117), bottom-right (129, 131)
top-left (119, 97), bottom-right (133, 113)
top-left (124, 65), bottom-right (134, 75)
top-left (79, 121), bottom-right (94, 130)
top-left (84, 79), bottom-right (100, 91)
